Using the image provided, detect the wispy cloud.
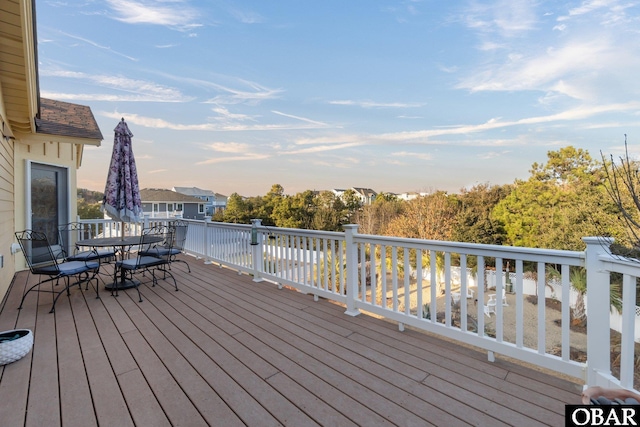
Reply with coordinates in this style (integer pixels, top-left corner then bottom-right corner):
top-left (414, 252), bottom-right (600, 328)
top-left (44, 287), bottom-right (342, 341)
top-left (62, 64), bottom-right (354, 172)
top-left (477, 150), bottom-right (511, 160)
top-left (457, 39), bottom-right (614, 96)
top-left (205, 142), bottom-right (252, 154)
top-left (210, 107), bottom-right (257, 123)
top-left (286, 141), bottom-right (366, 155)
top-left (99, 111), bottom-right (333, 131)
top-left (376, 102), bottom-right (640, 141)
top-left (40, 69), bottom-right (191, 102)
top-left (437, 64), bottom-right (459, 73)
top-left (227, 7), bottom-right (264, 24)
top-left (105, 0), bottom-right (201, 31)
top-left (195, 140), bottom-right (272, 165)
top-left (459, 0), bottom-right (640, 109)
top-left (329, 99), bottom-right (425, 108)
top-left (196, 142), bottom-right (271, 165)
top-left (462, 0), bottom-right (538, 36)
top-left (392, 151), bottom-right (432, 161)
top-left (271, 111), bottom-right (329, 127)
top-left (292, 102), bottom-right (640, 147)
top-left (203, 80), bottom-right (283, 105)
top-left (57, 30), bottom-right (138, 61)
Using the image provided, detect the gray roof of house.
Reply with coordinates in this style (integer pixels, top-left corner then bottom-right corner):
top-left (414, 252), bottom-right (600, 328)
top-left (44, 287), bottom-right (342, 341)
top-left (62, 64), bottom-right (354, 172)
top-left (352, 187), bottom-right (377, 197)
top-left (140, 188), bottom-right (203, 203)
top-left (173, 186), bottom-right (216, 197)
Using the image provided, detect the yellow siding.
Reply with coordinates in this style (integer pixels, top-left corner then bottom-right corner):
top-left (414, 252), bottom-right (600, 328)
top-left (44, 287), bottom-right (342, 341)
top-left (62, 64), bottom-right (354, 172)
top-left (14, 139), bottom-right (79, 240)
top-left (0, 101), bottom-right (16, 298)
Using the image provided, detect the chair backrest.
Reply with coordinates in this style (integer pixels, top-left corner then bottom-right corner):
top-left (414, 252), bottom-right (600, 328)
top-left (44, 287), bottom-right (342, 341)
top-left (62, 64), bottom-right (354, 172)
top-left (58, 222), bottom-right (93, 259)
top-left (169, 220), bottom-right (188, 251)
top-left (15, 230), bottom-right (60, 273)
top-left (138, 225), bottom-right (172, 263)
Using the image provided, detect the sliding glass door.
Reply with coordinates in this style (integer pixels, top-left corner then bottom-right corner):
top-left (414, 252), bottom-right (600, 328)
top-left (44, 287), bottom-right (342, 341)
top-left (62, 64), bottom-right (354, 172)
top-left (30, 162), bottom-right (69, 244)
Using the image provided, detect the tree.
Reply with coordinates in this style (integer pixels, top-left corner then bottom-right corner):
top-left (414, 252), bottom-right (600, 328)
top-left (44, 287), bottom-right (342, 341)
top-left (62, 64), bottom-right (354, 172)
top-left (77, 200), bottom-right (103, 219)
top-left (77, 189), bottom-right (104, 219)
top-left (601, 137), bottom-right (640, 252)
top-left (355, 194), bottom-right (404, 235)
top-left (451, 183), bottom-right (511, 245)
top-left (492, 146), bottom-right (626, 250)
top-left (272, 190), bottom-right (317, 229)
top-left (223, 193), bottom-right (251, 223)
top-left (256, 184), bottom-right (285, 226)
top-left (313, 191), bottom-right (344, 231)
top-left (384, 192), bottom-right (457, 240)
top-left (341, 189), bottom-right (363, 223)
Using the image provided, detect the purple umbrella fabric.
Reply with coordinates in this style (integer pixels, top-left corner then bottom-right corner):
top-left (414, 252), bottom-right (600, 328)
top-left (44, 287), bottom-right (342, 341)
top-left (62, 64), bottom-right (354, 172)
top-left (101, 118), bottom-right (143, 224)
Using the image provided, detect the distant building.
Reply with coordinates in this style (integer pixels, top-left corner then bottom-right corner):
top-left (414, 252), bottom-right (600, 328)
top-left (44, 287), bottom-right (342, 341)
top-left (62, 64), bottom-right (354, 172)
top-left (140, 188), bottom-right (205, 220)
top-left (397, 191), bottom-right (429, 201)
top-left (332, 187), bottom-right (377, 205)
top-left (173, 186), bottom-right (227, 216)
top-left (352, 187), bottom-right (377, 205)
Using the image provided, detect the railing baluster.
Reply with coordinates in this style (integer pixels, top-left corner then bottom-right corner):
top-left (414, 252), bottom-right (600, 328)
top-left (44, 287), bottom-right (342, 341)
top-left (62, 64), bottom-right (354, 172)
top-left (561, 264), bottom-right (570, 361)
top-left (537, 261), bottom-right (546, 355)
top-left (515, 259), bottom-right (524, 348)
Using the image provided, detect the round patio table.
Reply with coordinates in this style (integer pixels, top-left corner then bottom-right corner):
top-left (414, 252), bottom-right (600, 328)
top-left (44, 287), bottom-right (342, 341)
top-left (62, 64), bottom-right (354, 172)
top-left (76, 236), bottom-right (161, 290)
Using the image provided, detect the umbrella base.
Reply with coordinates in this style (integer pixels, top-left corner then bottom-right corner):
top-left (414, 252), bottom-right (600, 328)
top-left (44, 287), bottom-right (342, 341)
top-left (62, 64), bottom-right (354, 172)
top-left (105, 278), bottom-right (140, 291)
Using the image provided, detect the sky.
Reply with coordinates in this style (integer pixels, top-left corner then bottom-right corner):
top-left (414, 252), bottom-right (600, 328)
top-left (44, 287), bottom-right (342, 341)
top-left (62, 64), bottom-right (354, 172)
top-left (35, 0), bottom-right (640, 197)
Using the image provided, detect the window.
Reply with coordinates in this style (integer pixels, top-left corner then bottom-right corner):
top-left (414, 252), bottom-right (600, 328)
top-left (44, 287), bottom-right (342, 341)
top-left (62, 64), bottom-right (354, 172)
top-left (198, 204), bottom-right (204, 214)
top-left (177, 203), bottom-right (183, 211)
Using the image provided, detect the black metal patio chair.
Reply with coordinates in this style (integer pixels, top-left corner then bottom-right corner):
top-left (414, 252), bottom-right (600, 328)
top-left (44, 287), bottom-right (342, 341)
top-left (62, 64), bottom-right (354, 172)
top-left (139, 220), bottom-right (191, 273)
top-left (15, 229), bottom-right (100, 313)
top-left (58, 222), bottom-right (116, 264)
top-left (114, 225), bottom-right (178, 302)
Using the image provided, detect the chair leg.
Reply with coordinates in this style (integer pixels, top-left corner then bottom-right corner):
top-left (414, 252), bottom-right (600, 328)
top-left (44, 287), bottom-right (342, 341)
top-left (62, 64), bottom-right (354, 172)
top-left (176, 259), bottom-right (191, 273)
top-left (170, 255), bottom-right (191, 273)
top-left (18, 280), bottom-right (46, 310)
top-left (111, 267), bottom-right (119, 297)
top-left (135, 276), bottom-right (143, 303)
top-left (155, 266), bottom-right (178, 291)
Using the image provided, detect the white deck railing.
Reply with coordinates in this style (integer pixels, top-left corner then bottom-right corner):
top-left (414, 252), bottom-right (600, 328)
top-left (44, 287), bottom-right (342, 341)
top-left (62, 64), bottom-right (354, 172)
top-left (79, 217), bottom-right (639, 392)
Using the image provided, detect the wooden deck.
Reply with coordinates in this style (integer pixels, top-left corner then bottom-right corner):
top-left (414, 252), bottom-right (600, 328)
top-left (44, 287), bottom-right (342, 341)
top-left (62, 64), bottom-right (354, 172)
top-left (0, 255), bottom-right (582, 426)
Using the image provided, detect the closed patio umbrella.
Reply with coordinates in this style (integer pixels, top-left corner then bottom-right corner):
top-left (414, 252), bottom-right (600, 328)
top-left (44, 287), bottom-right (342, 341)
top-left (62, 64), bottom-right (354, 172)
top-left (101, 118), bottom-right (143, 237)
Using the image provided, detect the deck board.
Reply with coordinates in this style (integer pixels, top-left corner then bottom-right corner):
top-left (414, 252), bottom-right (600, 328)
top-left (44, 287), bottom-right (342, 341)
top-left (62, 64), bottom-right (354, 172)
top-left (0, 255), bottom-right (583, 426)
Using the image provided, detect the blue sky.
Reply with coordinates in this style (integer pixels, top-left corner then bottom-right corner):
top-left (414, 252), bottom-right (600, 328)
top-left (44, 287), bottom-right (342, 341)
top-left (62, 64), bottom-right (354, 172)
top-left (36, 0), bottom-right (640, 197)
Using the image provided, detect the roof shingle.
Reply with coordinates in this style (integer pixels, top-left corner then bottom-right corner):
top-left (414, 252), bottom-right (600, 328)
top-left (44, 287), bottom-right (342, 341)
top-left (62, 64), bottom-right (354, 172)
top-left (35, 98), bottom-right (103, 141)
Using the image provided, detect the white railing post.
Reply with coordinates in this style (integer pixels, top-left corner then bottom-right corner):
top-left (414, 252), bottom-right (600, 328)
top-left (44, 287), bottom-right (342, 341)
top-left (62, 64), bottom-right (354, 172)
top-left (583, 236), bottom-right (614, 386)
top-left (251, 219), bottom-right (264, 282)
top-left (343, 224), bottom-right (360, 316)
top-left (204, 216), bottom-right (213, 264)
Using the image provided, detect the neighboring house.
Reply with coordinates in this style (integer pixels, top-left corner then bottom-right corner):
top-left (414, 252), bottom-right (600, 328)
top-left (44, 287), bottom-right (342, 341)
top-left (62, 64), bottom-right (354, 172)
top-left (1, 0), bottom-right (103, 299)
top-left (332, 187), bottom-right (378, 205)
top-left (140, 188), bottom-right (205, 220)
top-left (172, 186), bottom-right (228, 215)
top-left (352, 187), bottom-right (377, 205)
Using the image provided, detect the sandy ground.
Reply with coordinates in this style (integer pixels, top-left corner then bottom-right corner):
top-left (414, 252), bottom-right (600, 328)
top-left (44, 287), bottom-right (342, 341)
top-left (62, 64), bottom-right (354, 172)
top-left (370, 281), bottom-right (587, 358)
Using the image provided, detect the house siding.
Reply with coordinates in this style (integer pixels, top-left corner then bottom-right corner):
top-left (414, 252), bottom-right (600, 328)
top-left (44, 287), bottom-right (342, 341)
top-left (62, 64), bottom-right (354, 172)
top-left (183, 204), bottom-right (201, 219)
top-left (0, 123), bottom-right (15, 298)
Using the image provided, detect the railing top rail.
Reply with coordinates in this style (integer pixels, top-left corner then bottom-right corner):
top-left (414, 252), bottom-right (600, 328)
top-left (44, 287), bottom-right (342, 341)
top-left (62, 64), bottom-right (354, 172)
top-left (210, 221), bottom-right (345, 239)
top-left (599, 252), bottom-right (640, 277)
top-left (355, 232), bottom-right (585, 264)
